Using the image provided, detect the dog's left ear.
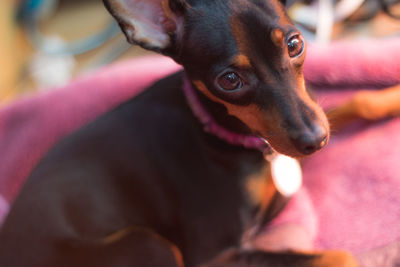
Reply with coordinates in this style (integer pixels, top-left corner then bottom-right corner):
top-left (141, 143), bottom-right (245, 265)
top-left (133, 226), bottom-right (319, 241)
top-left (103, 0), bottom-right (188, 53)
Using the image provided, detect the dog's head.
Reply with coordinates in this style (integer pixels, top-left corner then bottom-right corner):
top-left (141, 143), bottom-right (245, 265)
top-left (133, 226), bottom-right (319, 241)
top-left (103, 0), bottom-right (329, 157)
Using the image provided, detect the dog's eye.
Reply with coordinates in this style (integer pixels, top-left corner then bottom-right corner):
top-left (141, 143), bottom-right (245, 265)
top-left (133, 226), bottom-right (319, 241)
top-left (217, 72), bottom-right (242, 91)
top-left (287, 35), bottom-right (304, 58)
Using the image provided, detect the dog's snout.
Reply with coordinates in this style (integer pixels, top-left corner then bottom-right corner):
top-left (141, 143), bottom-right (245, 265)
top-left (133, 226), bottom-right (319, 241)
top-left (290, 124), bottom-right (328, 155)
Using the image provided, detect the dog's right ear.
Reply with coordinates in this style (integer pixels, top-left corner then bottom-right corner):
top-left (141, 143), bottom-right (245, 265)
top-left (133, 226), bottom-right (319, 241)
top-left (103, 0), bottom-right (188, 53)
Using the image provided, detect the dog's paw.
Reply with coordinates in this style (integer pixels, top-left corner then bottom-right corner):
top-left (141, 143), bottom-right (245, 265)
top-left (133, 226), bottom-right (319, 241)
top-left (311, 250), bottom-right (359, 267)
top-left (350, 91), bottom-right (390, 121)
top-left (201, 248), bottom-right (358, 267)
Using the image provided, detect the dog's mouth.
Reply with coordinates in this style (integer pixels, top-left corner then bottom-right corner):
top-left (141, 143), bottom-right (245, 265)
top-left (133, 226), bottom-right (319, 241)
top-left (235, 103), bottom-right (330, 158)
top-left (253, 114), bottom-right (330, 158)
top-left (260, 130), bottom-right (329, 158)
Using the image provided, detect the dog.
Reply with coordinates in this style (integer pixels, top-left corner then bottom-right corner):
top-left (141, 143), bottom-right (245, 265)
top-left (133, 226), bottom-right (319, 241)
top-left (0, 0), bottom-right (358, 266)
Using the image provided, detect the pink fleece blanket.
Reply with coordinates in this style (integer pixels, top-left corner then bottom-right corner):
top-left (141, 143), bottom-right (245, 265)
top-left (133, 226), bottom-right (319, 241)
top-left (1, 38), bottom-right (400, 254)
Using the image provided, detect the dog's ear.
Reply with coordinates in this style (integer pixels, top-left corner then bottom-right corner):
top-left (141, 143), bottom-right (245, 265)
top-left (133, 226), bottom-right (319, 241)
top-left (280, 0), bottom-right (287, 6)
top-left (103, 0), bottom-right (188, 53)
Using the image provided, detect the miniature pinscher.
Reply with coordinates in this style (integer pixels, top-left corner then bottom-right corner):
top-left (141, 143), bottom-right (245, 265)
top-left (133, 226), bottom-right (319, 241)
top-left (0, 0), bottom-right (358, 266)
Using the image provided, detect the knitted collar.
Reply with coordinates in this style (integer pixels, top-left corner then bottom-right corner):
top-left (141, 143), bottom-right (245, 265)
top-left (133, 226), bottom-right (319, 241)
top-left (182, 76), bottom-right (273, 155)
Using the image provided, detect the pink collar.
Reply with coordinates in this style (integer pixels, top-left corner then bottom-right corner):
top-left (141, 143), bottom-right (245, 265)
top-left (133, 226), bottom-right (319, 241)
top-left (182, 76), bottom-right (273, 155)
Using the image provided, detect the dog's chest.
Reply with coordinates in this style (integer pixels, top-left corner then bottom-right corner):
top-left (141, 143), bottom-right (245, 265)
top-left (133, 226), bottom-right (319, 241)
top-left (172, 152), bottom-right (276, 264)
top-left (243, 165), bottom-right (276, 214)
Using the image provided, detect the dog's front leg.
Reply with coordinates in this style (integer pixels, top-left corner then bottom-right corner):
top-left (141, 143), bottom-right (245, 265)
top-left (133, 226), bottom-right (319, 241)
top-left (1, 226), bottom-right (184, 267)
top-left (328, 85), bottom-right (400, 130)
top-left (67, 227), bottom-right (184, 267)
top-left (200, 248), bottom-right (358, 267)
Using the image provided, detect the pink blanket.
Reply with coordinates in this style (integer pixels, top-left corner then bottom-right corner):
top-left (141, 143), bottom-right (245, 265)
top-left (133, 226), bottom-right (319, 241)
top-left (1, 38), bottom-right (400, 254)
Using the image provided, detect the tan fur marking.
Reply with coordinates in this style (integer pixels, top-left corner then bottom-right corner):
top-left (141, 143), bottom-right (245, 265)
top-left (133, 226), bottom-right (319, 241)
top-left (271, 28), bottom-right (284, 47)
top-left (194, 80), bottom-right (276, 138)
top-left (193, 80), bottom-right (263, 132)
top-left (161, 0), bottom-right (175, 20)
top-left (232, 54), bottom-right (251, 69)
top-left (194, 81), bottom-right (257, 128)
top-left (230, 15), bottom-right (275, 80)
top-left (311, 251), bottom-right (358, 267)
top-left (99, 226), bottom-right (184, 266)
top-left (100, 227), bottom-right (133, 245)
top-left (230, 18), bottom-right (249, 58)
top-left (169, 244), bottom-right (185, 267)
top-left (245, 166), bottom-right (276, 209)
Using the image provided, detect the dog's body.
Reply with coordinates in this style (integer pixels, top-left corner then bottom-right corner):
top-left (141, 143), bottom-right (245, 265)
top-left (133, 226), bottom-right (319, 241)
top-left (0, 0), bottom-right (358, 266)
top-left (0, 72), bottom-right (272, 266)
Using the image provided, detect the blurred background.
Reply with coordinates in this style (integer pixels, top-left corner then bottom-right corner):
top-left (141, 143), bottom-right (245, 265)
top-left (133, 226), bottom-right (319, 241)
top-left (0, 0), bottom-right (399, 104)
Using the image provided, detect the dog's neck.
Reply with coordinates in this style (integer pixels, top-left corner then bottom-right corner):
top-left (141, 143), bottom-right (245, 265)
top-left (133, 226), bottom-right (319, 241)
top-left (182, 76), bottom-right (273, 155)
top-left (182, 75), bottom-right (302, 197)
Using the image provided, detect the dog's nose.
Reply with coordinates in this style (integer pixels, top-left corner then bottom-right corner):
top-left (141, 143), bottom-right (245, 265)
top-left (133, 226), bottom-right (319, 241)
top-left (291, 125), bottom-right (328, 155)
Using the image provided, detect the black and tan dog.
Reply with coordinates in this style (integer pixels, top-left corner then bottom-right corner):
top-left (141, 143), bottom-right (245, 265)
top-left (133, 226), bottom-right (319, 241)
top-left (0, 0), bottom-right (357, 266)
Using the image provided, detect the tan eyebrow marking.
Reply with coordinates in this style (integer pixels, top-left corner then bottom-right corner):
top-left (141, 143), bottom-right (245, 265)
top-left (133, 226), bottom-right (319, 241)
top-left (230, 16), bottom-right (248, 56)
top-left (271, 28), bottom-right (284, 47)
top-left (232, 54), bottom-right (252, 69)
top-left (161, 0), bottom-right (174, 19)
